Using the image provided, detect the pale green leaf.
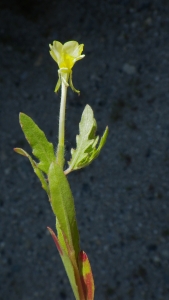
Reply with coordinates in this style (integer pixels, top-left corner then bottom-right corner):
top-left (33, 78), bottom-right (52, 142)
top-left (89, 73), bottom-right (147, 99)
top-left (48, 162), bottom-right (80, 259)
top-left (68, 105), bottom-right (108, 171)
top-left (47, 227), bottom-right (81, 300)
top-left (60, 249), bottom-right (80, 300)
top-left (14, 148), bottom-right (50, 197)
top-left (19, 113), bottom-right (55, 174)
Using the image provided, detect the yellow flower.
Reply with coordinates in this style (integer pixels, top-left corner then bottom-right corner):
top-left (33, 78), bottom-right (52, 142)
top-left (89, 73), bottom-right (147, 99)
top-left (49, 41), bottom-right (85, 93)
top-left (49, 41), bottom-right (84, 69)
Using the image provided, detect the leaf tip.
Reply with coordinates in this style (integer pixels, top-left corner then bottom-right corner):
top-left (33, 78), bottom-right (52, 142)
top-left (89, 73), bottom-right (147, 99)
top-left (19, 112), bottom-right (24, 118)
top-left (47, 226), bottom-right (63, 255)
top-left (13, 148), bottom-right (27, 157)
top-left (79, 251), bottom-right (87, 262)
top-left (19, 112), bottom-right (25, 125)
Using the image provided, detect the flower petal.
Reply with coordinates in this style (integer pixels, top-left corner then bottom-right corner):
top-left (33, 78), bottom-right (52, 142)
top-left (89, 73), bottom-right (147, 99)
top-left (73, 54), bottom-right (85, 64)
top-left (63, 41), bottom-right (83, 57)
top-left (49, 41), bottom-right (63, 65)
top-left (77, 44), bottom-right (84, 56)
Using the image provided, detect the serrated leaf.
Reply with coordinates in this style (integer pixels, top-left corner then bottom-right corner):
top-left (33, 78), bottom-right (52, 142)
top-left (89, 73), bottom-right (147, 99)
top-left (14, 148), bottom-right (50, 197)
top-left (19, 113), bottom-right (55, 174)
top-left (48, 162), bottom-right (80, 259)
top-left (83, 126), bottom-right (108, 166)
top-left (68, 105), bottom-right (108, 171)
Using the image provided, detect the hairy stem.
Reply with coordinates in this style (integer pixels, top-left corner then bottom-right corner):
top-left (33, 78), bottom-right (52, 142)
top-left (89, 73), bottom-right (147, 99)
top-left (56, 78), bottom-right (68, 168)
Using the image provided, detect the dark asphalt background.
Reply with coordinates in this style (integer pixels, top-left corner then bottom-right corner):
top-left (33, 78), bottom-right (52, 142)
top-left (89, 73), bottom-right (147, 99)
top-left (1, 0), bottom-right (169, 299)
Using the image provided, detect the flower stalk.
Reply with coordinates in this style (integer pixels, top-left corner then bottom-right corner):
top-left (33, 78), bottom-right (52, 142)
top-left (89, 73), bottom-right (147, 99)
top-left (56, 77), bottom-right (68, 168)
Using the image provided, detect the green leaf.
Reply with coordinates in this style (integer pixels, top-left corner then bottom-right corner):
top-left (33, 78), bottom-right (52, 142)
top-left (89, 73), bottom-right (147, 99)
top-left (68, 105), bottom-right (108, 171)
top-left (19, 113), bottom-right (55, 174)
top-left (48, 162), bottom-right (80, 259)
top-left (14, 148), bottom-right (50, 197)
top-left (47, 227), bottom-right (81, 300)
top-left (59, 248), bottom-right (81, 300)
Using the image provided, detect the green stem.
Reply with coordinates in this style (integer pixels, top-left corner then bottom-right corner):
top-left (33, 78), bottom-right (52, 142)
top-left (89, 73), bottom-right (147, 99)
top-left (56, 78), bottom-right (68, 168)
